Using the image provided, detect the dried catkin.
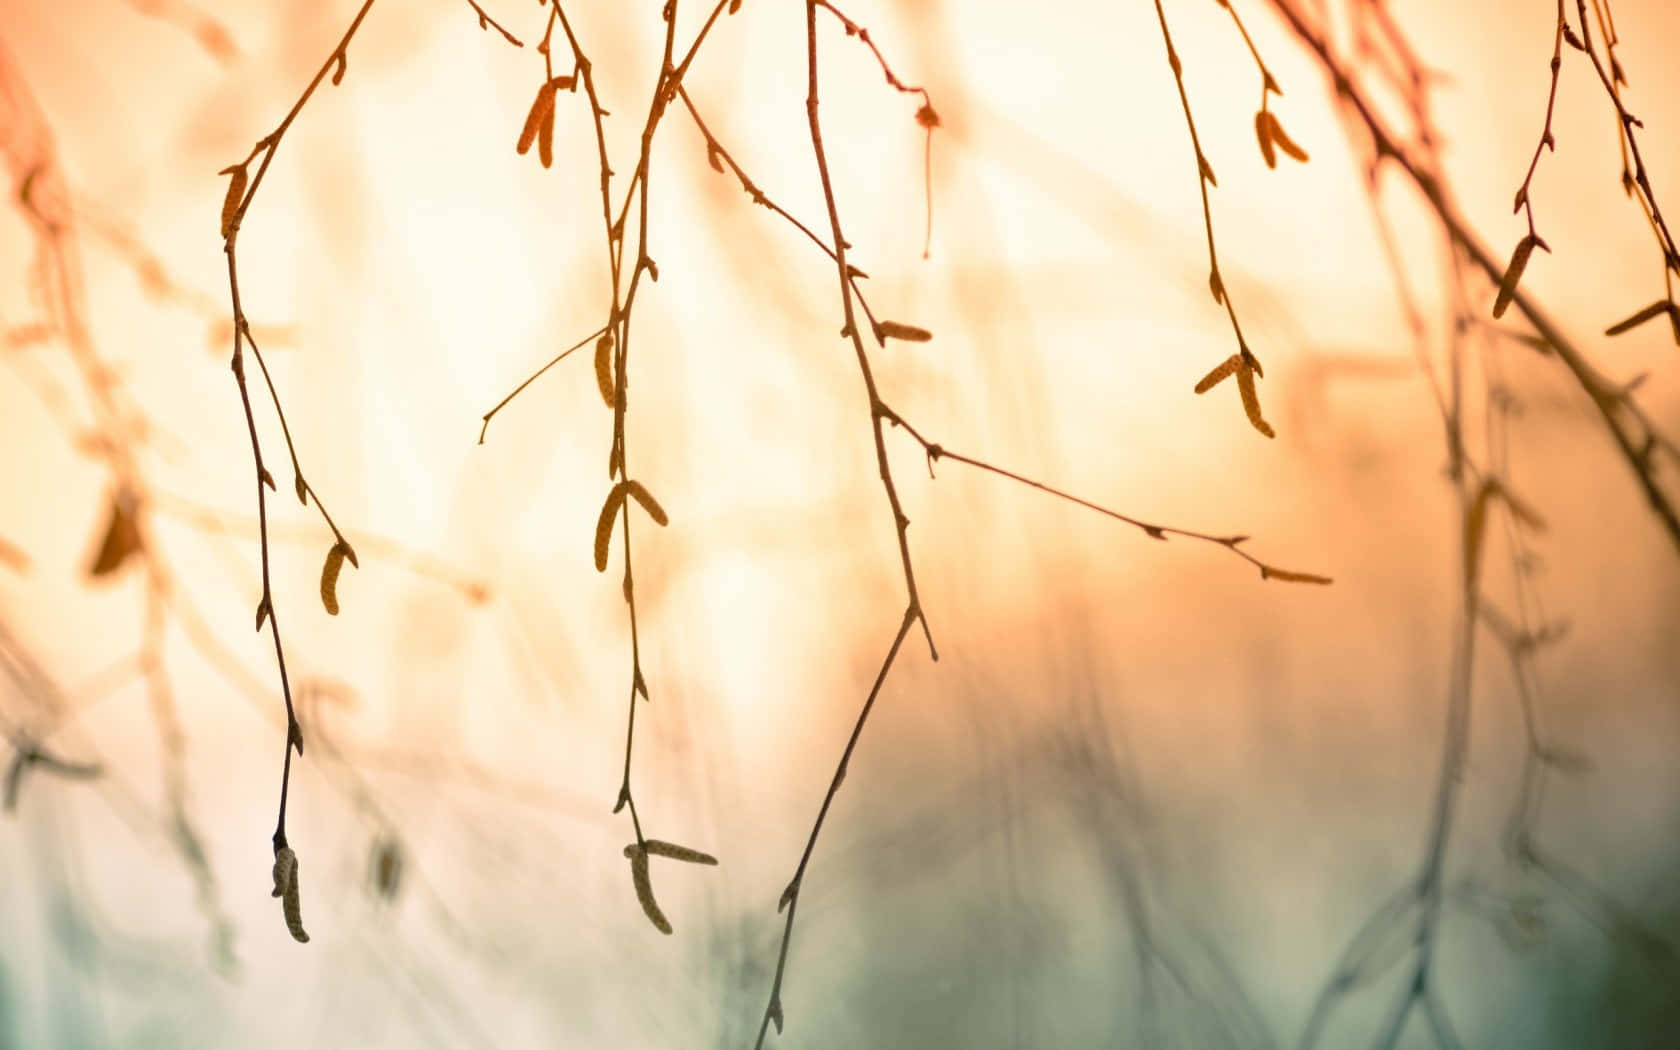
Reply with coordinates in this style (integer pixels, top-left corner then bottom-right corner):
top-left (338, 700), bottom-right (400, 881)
top-left (1194, 354), bottom-right (1241, 394)
top-left (1262, 566), bottom-right (1333, 585)
top-left (272, 846), bottom-right (310, 944)
top-left (624, 480), bottom-right (668, 527)
top-left (642, 839), bottom-right (717, 865)
top-left (1254, 111), bottom-right (1277, 169)
top-left (594, 483), bottom-right (628, 572)
top-left (1235, 361), bottom-right (1276, 438)
top-left (319, 541), bottom-right (349, 615)
top-left (594, 333), bottom-right (616, 409)
top-left (875, 320), bottom-right (933, 343)
top-left (517, 82), bottom-right (556, 158)
top-left (624, 845), bottom-right (672, 934)
top-left (1493, 234), bottom-right (1539, 319)
top-left (1269, 112), bottom-right (1309, 163)
top-left (219, 165), bottom-right (247, 240)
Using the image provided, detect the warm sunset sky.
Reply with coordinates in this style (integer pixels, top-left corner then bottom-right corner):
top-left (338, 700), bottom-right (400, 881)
top-left (1, 1), bottom-right (1678, 1047)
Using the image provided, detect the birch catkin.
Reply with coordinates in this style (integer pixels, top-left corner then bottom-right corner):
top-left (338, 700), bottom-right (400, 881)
top-left (272, 846), bottom-right (310, 943)
top-left (624, 845), bottom-right (672, 934)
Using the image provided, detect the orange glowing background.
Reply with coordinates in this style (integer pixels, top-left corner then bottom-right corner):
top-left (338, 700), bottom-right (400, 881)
top-left (1, 0), bottom-right (1678, 1046)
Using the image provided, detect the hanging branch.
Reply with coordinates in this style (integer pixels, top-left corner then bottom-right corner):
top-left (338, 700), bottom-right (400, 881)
top-left (218, 0), bottom-right (519, 943)
top-left (1264, 0), bottom-right (1680, 553)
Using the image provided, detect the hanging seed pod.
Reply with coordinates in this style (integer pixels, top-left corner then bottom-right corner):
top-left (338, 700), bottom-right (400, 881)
top-left (1235, 360), bottom-right (1276, 438)
top-left (319, 540), bottom-right (352, 616)
top-left (1604, 299), bottom-right (1674, 337)
top-left (594, 332), bottom-right (616, 409)
top-left (537, 103), bottom-right (556, 169)
top-left (624, 480), bottom-right (668, 526)
top-left (219, 164), bottom-right (247, 240)
top-left (624, 844), bottom-right (672, 934)
top-left (875, 320), bottom-right (933, 343)
top-left (517, 81), bottom-right (558, 158)
top-left (1194, 354), bottom-right (1240, 394)
top-left (1254, 111), bottom-right (1277, 169)
top-left (1260, 566), bottom-right (1333, 584)
top-left (642, 839), bottom-right (717, 865)
top-left (594, 483), bottom-right (628, 572)
top-left (272, 845), bottom-right (310, 943)
top-left (1269, 113), bottom-right (1309, 163)
top-left (1493, 234), bottom-right (1540, 319)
